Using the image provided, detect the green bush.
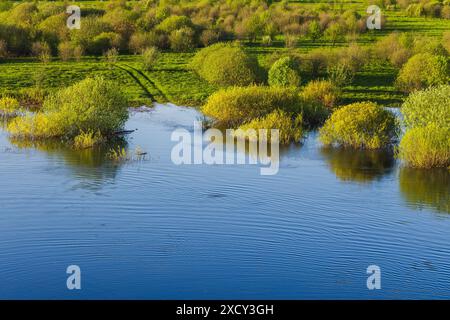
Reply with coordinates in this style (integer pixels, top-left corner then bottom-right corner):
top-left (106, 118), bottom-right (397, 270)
top-left (395, 53), bottom-right (449, 92)
top-left (397, 123), bottom-right (449, 168)
top-left (157, 15), bottom-right (192, 33)
top-left (319, 102), bottom-right (399, 149)
top-left (31, 41), bottom-right (51, 63)
top-left (169, 27), bottom-right (196, 52)
top-left (237, 110), bottom-right (303, 144)
top-left (58, 42), bottom-right (83, 61)
top-left (129, 32), bottom-right (154, 54)
top-left (327, 64), bottom-right (354, 87)
top-left (7, 112), bottom-right (65, 138)
top-left (202, 86), bottom-right (302, 125)
top-left (91, 32), bottom-right (122, 55)
top-left (301, 80), bottom-right (340, 110)
top-left (7, 77), bottom-right (129, 138)
top-left (142, 46), bottom-right (159, 71)
top-left (0, 96), bottom-right (20, 116)
top-left (189, 42), bottom-right (226, 71)
top-left (202, 85), bottom-right (326, 127)
top-left (268, 57), bottom-right (301, 87)
top-left (190, 43), bottom-right (263, 87)
top-left (73, 130), bottom-right (105, 149)
top-left (401, 85), bottom-right (450, 129)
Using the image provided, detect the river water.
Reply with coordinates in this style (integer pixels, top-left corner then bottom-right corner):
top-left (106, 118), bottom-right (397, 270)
top-left (0, 103), bottom-right (449, 299)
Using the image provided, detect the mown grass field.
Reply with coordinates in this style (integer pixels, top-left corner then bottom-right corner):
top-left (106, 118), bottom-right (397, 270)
top-left (0, 1), bottom-right (449, 107)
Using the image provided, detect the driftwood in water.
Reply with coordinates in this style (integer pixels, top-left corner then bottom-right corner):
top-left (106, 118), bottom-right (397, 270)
top-left (114, 129), bottom-right (136, 135)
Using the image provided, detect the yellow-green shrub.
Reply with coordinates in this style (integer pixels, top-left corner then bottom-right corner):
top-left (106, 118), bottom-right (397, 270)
top-left (395, 53), bottom-right (449, 92)
top-left (236, 110), bottom-right (303, 144)
top-left (190, 43), bottom-right (263, 86)
top-left (0, 96), bottom-right (20, 116)
top-left (201, 86), bottom-right (302, 126)
top-left (319, 102), bottom-right (399, 149)
top-left (397, 123), bottom-right (449, 168)
top-left (7, 112), bottom-right (64, 138)
top-left (401, 85), bottom-right (449, 129)
top-left (268, 56), bottom-right (301, 87)
top-left (301, 80), bottom-right (340, 110)
top-left (73, 130), bottom-right (105, 149)
top-left (7, 77), bottom-right (129, 139)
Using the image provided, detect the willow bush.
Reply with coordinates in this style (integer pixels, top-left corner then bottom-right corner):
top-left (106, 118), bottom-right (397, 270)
top-left (401, 85), bottom-right (450, 129)
top-left (268, 57), bottom-right (301, 87)
top-left (397, 123), bottom-right (449, 168)
top-left (398, 85), bottom-right (449, 168)
top-left (190, 43), bottom-right (263, 87)
top-left (7, 77), bottom-right (129, 139)
top-left (237, 110), bottom-right (303, 144)
top-left (301, 80), bottom-right (340, 110)
top-left (395, 53), bottom-right (449, 92)
top-left (319, 102), bottom-right (399, 149)
top-left (202, 86), bottom-right (301, 126)
top-left (0, 96), bottom-right (20, 116)
top-left (202, 85), bottom-right (328, 128)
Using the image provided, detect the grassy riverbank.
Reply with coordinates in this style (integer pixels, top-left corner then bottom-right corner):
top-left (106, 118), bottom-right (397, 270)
top-left (0, 1), bottom-right (448, 107)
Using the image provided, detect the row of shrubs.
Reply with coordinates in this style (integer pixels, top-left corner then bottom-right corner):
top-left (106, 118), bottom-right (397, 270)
top-left (1, 77), bottom-right (448, 168)
top-left (404, 0), bottom-right (450, 19)
top-left (373, 0), bottom-right (450, 19)
top-left (200, 80), bottom-right (449, 168)
top-left (190, 38), bottom-right (449, 95)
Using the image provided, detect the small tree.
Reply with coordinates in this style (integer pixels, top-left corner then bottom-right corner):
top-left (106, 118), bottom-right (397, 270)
top-left (200, 29), bottom-right (221, 47)
top-left (395, 53), bottom-right (448, 92)
top-left (73, 45), bottom-right (84, 62)
top-left (401, 85), bottom-right (450, 129)
top-left (169, 27), bottom-right (195, 52)
top-left (104, 47), bottom-right (119, 67)
top-left (327, 64), bottom-right (354, 87)
top-left (157, 15), bottom-right (192, 33)
top-left (8, 77), bottom-right (129, 139)
top-left (129, 32), bottom-right (153, 54)
top-left (142, 46), bottom-right (159, 71)
top-left (190, 43), bottom-right (263, 87)
top-left (284, 33), bottom-right (298, 48)
top-left (308, 21), bottom-right (322, 42)
top-left (324, 23), bottom-right (345, 46)
top-left (268, 57), bottom-right (301, 87)
top-left (31, 41), bottom-right (51, 63)
top-left (58, 42), bottom-right (73, 61)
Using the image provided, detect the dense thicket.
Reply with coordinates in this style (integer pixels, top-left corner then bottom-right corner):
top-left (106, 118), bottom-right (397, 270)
top-left (0, 0), bottom-right (379, 57)
top-left (398, 85), bottom-right (450, 168)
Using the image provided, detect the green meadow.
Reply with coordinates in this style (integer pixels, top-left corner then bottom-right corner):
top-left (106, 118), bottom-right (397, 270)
top-left (0, 0), bottom-right (448, 107)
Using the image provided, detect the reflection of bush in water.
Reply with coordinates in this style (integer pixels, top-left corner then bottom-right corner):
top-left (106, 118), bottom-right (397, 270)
top-left (321, 147), bottom-right (395, 183)
top-left (8, 137), bottom-right (128, 187)
top-left (399, 168), bottom-right (449, 213)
